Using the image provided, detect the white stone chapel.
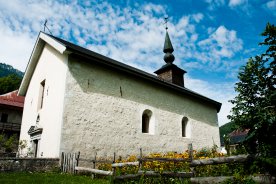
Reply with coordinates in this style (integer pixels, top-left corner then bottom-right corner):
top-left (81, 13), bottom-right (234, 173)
top-left (18, 30), bottom-right (221, 158)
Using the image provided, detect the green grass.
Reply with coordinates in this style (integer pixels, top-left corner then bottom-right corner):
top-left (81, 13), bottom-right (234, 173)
top-left (0, 172), bottom-right (110, 184)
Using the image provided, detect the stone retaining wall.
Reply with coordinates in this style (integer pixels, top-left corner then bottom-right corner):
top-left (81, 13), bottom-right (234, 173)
top-left (0, 157), bottom-right (59, 172)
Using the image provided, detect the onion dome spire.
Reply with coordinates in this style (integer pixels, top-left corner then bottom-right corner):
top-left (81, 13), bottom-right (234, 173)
top-left (155, 17), bottom-right (186, 87)
top-left (163, 31), bottom-right (175, 63)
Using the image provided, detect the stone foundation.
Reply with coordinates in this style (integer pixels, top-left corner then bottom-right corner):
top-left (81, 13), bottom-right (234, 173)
top-left (0, 157), bottom-right (59, 172)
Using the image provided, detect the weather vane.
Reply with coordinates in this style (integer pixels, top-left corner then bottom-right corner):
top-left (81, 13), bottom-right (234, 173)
top-left (164, 17), bottom-right (169, 30)
top-left (43, 19), bottom-right (53, 35)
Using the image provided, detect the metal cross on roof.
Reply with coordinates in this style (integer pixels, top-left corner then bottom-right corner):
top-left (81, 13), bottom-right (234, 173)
top-left (43, 19), bottom-right (53, 35)
top-left (43, 20), bottom-right (47, 32)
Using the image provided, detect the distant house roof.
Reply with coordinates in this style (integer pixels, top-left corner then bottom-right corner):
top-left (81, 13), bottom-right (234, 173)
top-left (19, 32), bottom-right (221, 112)
top-left (0, 90), bottom-right (25, 108)
top-left (229, 129), bottom-right (249, 145)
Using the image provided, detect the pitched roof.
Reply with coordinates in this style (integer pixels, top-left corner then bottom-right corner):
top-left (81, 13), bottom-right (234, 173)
top-left (229, 129), bottom-right (249, 144)
top-left (0, 90), bottom-right (25, 108)
top-left (19, 32), bottom-right (222, 112)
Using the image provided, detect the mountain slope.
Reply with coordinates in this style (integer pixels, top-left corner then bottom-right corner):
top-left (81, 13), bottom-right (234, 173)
top-left (0, 63), bottom-right (23, 95)
top-left (219, 122), bottom-right (237, 145)
top-left (0, 63), bottom-right (24, 78)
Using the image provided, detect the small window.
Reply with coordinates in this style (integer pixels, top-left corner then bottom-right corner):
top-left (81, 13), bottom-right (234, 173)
top-left (182, 117), bottom-right (188, 137)
top-left (142, 109), bottom-right (153, 134)
top-left (38, 80), bottom-right (46, 110)
top-left (142, 114), bottom-right (149, 133)
top-left (1, 113), bottom-right (8, 122)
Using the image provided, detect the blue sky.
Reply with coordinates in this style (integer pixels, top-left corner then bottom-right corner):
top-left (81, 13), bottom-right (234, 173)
top-left (0, 0), bottom-right (275, 126)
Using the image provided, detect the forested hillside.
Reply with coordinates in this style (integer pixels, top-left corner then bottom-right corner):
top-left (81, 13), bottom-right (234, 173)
top-left (219, 122), bottom-right (237, 145)
top-left (0, 63), bottom-right (23, 95)
top-left (219, 122), bottom-right (237, 137)
top-left (0, 63), bottom-right (23, 78)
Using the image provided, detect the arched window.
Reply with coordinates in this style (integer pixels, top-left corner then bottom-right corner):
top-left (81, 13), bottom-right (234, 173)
top-left (182, 117), bottom-right (188, 137)
top-left (142, 109), bottom-right (153, 134)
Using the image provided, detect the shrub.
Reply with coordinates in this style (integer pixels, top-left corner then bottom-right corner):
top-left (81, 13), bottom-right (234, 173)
top-left (0, 133), bottom-right (18, 155)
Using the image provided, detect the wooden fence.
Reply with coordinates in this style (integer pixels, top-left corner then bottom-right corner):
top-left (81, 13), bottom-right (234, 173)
top-left (60, 152), bottom-right (80, 173)
top-left (111, 149), bottom-right (252, 182)
top-left (60, 147), bottom-right (272, 183)
top-left (60, 145), bottom-right (193, 177)
top-left (61, 151), bottom-right (115, 176)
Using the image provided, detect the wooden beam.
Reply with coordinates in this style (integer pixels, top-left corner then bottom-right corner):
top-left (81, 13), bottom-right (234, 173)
top-left (162, 171), bottom-right (193, 178)
top-left (112, 162), bottom-right (139, 167)
top-left (75, 167), bottom-right (113, 176)
top-left (190, 176), bottom-right (233, 183)
top-left (190, 154), bottom-right (250, 167)
top-left (114, 173), bottom-right (142, 180)
top-left (138, 171), bottom-right (193, 178)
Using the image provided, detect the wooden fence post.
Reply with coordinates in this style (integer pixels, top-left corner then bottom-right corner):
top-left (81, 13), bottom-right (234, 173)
top-left (93, 152), bottom-right (97, 169)
top-left (91, 152), bottom-right (97, 179)
top-left (72, 153), bottom-right (75, 173)
top-left (65, 153), bottom-right (68, 173)
top-left (113, 152), bottom-right (116, 178)
top-left (72, 153), bottom-right (75, 174)
top-left (75, 152), bottom-right (80, 174)
top-left (60, 152), bottom-right (64, 172)
top-left (138, 148), bottom-right (143, 171)
top-left (188, 143), bottom-right (193, 161)
top-left (69, 153), bottom-right (73, 173)
top-left (188, 143), bottom-right (195, 177)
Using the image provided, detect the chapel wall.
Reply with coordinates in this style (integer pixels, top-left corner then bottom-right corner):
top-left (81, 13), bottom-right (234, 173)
top-left (60, 55), bottom-right (220, 158)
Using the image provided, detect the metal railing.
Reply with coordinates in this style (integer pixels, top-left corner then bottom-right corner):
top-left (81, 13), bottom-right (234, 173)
top-left (0, 121), bottom-right (21, 132)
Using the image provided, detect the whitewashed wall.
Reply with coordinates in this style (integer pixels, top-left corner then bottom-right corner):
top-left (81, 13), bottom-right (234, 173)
top-left (19, 44), bottom-right (68, 158)
top-left (60, 55), bottom-right (220, 158)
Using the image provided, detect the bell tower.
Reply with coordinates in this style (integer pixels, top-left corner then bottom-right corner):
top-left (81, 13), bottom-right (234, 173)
top-left (154, 23), bottom-right (186, 87)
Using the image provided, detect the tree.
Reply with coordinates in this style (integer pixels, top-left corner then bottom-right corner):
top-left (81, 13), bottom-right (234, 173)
top-left (0, 74), bottom-right (22, 94)
top-left (228, 23), bottom-right (276, 175)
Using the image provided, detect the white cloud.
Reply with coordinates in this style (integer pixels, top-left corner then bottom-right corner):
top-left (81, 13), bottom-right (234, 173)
top-left (0, 0), bottom-right (243, 74)
top-left (0, 0), bottom-right (165, 71)
top-left (0, 0), bottom-right (243, 125)
top-left (205, 0), bottom-right (225, 10)
top-left (264, 0), bottom-right (276, 15)
top-left (0, 18), bottom-right (35, 71)
top-left (228, 0), bottom-right (253, 16)
top-left (228, 0), bottom-right (247, 7)
top-left (197, 26), bottom-right (243, 60)
top-left (192, 13), bottom-right (204, 23)
top-left (143, 3), bottom-right (166, 14)
top-left (266, 0), bottom-right (276, 9)
top-left (207, 27), bottom-right (215, 34)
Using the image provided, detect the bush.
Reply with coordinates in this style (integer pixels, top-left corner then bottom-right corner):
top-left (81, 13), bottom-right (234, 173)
top-left (0, 133), bottom-right (19, 155)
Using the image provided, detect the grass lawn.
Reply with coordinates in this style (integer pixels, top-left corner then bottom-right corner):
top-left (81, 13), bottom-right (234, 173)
top-left (0, 172), bottom-right (110, 184)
